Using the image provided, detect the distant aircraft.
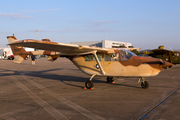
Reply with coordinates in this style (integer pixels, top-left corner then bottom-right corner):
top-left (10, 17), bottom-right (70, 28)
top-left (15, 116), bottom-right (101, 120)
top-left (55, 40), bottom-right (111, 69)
top-left (133, 46), bottom-right (180, 67)
top-left (7, 35), bottom-right (173, 89)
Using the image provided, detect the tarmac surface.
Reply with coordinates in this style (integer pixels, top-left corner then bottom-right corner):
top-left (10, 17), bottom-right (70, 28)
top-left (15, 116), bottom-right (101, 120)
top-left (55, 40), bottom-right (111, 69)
top-left (0, 58), bottom-right (180, 120)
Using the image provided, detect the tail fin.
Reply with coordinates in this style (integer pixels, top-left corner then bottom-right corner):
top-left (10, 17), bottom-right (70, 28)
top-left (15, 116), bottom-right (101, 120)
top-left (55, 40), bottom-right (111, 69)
top-left (7, 34), bottom-right (27, 64)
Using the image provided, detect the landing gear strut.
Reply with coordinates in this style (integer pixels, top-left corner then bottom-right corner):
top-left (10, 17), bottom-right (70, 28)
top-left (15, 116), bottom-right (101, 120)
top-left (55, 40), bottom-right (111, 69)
top-left (84, 74), bottom-right (96, 89)
top-left (107, 77), bottom-right (114, 83)
top-left (139, 77), bottom-right (149, 89)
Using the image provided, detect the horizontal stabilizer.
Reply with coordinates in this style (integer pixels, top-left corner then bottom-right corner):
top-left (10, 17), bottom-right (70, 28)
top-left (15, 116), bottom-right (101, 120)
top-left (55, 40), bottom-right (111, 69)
top-left (48, 55), bottom-right (60, 62)
top-left (13, 55), bottom-right (26, 64)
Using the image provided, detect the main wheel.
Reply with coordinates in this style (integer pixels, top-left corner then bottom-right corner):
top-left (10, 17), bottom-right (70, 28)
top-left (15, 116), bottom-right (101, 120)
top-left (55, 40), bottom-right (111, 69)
top-left (107, 77), bottom-right (114, 83)
top-left (141, 81), bottom-right (149, 89)
top-left (85, 80), bottom-right (94, 89)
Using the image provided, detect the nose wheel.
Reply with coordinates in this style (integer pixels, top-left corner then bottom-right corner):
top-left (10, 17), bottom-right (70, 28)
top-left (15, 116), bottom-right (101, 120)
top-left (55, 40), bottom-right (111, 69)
top-left (139, 77), bottom-right (149, 89)
top-left (141, 81), bottom-right (149, 89)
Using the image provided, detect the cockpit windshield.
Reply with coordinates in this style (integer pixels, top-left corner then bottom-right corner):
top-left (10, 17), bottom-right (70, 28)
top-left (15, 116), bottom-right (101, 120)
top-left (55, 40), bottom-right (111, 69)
top-left (120, 49), bottom-right (136, 61)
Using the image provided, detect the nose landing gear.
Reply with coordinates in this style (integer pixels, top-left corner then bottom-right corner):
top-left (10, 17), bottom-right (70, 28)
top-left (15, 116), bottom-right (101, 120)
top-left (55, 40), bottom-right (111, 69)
top-left (139, 77), bottom-right (149, 89)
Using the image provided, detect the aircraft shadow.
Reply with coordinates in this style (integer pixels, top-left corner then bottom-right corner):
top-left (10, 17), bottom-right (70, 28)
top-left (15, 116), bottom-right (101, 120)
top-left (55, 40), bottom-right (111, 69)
top-left (0, 68), bottom-right (140, 89)
top-left (110, 83), bottom-right (141, 89)
top-left (0, 68), bottom-right (105, 89)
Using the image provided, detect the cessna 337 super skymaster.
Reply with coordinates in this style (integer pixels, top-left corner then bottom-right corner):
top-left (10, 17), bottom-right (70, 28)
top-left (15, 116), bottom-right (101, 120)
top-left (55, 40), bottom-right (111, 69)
top-left (7, 35), bottom-right (173, 89)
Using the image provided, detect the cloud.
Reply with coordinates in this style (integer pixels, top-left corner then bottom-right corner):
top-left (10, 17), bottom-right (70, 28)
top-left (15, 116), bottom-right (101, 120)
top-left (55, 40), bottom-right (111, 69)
top-left (0, 31), bottom-right (12, 33)
top-left (89, 21), bottom-right (118, 24)
top-left (28, 29), bottom-right (73, 33)
top-left (21, 8), bottom-right (59, 13)
top-left (0, 13), bottom-right (33, 19)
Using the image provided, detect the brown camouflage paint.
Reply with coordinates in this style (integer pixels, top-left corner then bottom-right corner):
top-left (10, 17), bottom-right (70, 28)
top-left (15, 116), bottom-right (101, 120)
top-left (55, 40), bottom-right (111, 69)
top-left (7, 35), bottom-right (173, 77)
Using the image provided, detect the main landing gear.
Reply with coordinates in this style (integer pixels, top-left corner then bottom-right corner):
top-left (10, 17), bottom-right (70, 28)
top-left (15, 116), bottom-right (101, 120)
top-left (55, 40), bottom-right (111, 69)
top-left (106, 77), bottom-right (115, 83)
top-left (84, 74), bottom-right (96, 89)
top-left (138, 77), bottom-right (149, 89)
top-left (85, 80), bottom-right (94, 89)
top-left (84, 76), bottom-right (149, 89)
top-left (84, 76), bottom-right (115, 90)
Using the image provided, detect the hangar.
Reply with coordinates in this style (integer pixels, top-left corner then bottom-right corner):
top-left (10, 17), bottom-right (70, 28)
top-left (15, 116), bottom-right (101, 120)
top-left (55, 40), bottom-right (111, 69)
top-left (71, 40), bottom-right (133, 48)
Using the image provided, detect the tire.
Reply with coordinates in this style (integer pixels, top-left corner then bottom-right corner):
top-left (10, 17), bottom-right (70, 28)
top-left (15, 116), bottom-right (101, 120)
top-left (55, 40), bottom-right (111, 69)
top-left (141, 81), bottom-right (149, 89)
top-left (107, 77), bottom-right (114, 83)
top-left (85, 80), bottom-right (94, 89)
top-left (169, 66), bottom-right (172, 68)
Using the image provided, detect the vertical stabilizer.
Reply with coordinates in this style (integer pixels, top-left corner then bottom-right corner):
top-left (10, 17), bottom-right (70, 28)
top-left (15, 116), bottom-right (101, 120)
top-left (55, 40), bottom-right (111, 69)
top-left (7, 34), bottom-right (27, 63)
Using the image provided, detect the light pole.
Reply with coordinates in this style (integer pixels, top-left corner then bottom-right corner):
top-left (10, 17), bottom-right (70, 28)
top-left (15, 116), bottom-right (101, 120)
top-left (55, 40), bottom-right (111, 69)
top-left (35, 30), bottom-right (39, 40)
top-left (35, 30), bottom-right (39, 51)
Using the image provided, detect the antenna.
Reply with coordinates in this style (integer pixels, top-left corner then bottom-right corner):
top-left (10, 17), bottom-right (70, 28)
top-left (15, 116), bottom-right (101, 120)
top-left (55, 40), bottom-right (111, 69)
top-left (35, 30), bottom-right (39, 40)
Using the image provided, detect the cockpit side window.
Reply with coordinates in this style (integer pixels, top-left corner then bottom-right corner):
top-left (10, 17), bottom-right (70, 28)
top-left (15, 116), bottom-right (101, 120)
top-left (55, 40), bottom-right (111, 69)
top-left (120, 49), bottom-right (136, 61)
top-left (92, 54), bottom-right (102, 61)
top-left (105, 53), bottom-right (119, 61)
top-left (104, 54), bottom-right (111, 61)
top-left (85, 55), bottom-right (91, 61)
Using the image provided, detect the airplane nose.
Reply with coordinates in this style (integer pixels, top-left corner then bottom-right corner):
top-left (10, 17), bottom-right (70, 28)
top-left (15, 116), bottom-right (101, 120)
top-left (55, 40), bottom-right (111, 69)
top-left (138, 56), bottom-right (173, 69)
top-left (162, 61), bottom-right (173, 68)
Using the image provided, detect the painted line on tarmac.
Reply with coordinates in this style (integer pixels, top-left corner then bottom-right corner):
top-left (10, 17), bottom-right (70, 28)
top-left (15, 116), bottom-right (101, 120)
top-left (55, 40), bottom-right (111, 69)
top-left (23, 76), bottom-right (105, 120)
top-left (0, 107), bottom-right (33, 120)
top-left (11, 76), bottom-right (68, 120)
top-left (139, 87), bottom-right (180, 120)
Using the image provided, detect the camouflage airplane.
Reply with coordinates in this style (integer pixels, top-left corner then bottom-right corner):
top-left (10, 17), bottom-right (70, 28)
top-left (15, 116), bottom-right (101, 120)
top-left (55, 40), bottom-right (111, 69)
top-left (133, 46), bottom-right (180, 67)
top-left (149, 46), bottom-right (180, 65)
top-left (7, 35), bottom-right (173, 89)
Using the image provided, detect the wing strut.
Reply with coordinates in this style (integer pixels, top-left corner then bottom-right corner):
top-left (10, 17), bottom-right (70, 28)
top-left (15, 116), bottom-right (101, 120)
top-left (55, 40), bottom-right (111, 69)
top-left (92, 51), bottom-right (105, 75)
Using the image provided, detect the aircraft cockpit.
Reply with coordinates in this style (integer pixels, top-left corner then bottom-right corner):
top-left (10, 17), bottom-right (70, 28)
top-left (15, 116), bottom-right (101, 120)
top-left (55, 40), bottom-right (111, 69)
top-left (120, 49), bottom-right (136, 61)
top-left (84, 49), bottom-right (136, 62)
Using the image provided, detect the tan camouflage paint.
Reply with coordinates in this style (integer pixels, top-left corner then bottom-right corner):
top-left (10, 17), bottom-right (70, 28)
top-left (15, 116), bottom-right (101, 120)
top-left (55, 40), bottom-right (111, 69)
top-left (7, 35), bottom-right (173, 77)
top-left (71, 50), bottom-right (173, 77)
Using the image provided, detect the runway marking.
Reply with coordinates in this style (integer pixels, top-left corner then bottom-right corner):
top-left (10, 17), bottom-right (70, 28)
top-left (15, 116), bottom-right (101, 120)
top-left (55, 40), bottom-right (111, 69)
top-left (139, 87), bottom-right (180, 120)
top-left (23, 76), bottom-right (104, 120)
top-left (0, 107), bottom-right (33, 120)
top-left (11, 76), bottom-right (68, 120)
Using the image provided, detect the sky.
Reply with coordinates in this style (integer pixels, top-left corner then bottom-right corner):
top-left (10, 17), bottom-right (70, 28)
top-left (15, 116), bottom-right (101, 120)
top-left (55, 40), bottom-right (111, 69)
top-left (0, 0), bottom-right (180, 50)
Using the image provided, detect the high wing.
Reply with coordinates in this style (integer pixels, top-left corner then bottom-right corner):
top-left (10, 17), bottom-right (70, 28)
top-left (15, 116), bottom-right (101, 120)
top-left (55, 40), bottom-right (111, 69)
top-left (8, 39), bottom-right (109, 55)
top-left (151, 49), bottom-right (172, 54)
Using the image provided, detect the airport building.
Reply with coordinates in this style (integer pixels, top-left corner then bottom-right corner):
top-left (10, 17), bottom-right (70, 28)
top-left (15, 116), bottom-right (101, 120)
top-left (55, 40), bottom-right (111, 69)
top-left (71, 40), bottom-right (133, 48)
top-left (0, 47), bottom-right (34, 59)
top-left (0, 47), bottom-right (13, 59)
